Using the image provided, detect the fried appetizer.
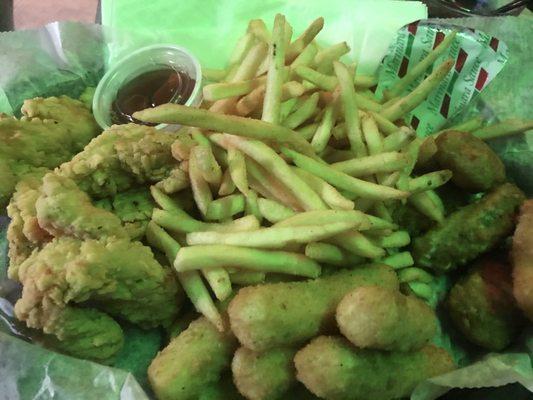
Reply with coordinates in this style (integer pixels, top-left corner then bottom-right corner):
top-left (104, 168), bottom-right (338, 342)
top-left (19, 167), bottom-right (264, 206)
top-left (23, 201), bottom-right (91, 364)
top-left (447, 256), bottom-right (524, 350)
top-left (435, 131), bottom-right (505, 192)
top-left (0, 96), bottom-right (100, 208)
top-left (228, 265), bottom-right (398, 351)
top-left (148, 317), bottom-right (237, 400)
top-left (295, 336), bottom-right (455, 400)
top-left (336, 286), bottom-right (437, 351)
top-left (512, 200), bottom-right (533, 321)
top-left (232, 346), bottom-right (297, 400)
top-left (412, 183), bottom-right (525, 272)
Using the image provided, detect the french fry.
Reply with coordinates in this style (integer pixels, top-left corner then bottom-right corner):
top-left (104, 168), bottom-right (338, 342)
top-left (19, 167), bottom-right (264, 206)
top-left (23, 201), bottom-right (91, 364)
top-left (218, 168), bottom-right (237, 196)
top-left (155, 168), bottom-right (189, 194)
top-left (369, 111), bottom-right (400, 136)
top-left (311, 104), bottom-right (335, 153)
top-left (354, 74), bottom-right (378, 89)
top-left (171, 133), bottom-right (197, 161)
top-left (407, 170), bottom-right (452, 193)
top-left (229, 270), bottom-right (266, 285)
top-left (262, 14), bottom-right (287, 124)
top-left (361, 114), bottom-right (383, 156)
top-left (227, 148), bottom-right (249, 195)
top-left (331, 123), bottom-right (347, 141)
top-left (284, 19), bottom-right (293, 51)
top-left (372, 201), bottom-right (393, 223)
top-left (175, 245), bottom-right (321, 278)
top-left (331, 152), bottom-right (408, 177)
top-left (290, 41), bottom-right (318, 71)
top-left (202, 268), bottom-right (232, 301)
top-left (472, 119), bottom-right (533, 140)
top-left (246, 158), bottom-right (302, 210)
top-left (244, 190), bottom-right (262, 221)
top-left (205, 194), bottom-right (246, 221)
top-left (283, 92), bottom-right (320, 129)
top-left (315, 42), bottom-right (350, 73)
top-left (305, 242), bottom-right (364, 267)
top-left (382, 127), bottom-right (416, 152)
top-left (329, 231), bottom-right (386, 259)
top-left (286, 17), bottom-right (324, 62)
top-left (275, 209), bottom-right (370, 229)
top-left (440, 116), bottom-right (484, 133)
top-left (280, 98), bottom-right (299, 121)
top-left (294, 66), bottom-right (338, 91)
top-left (380, 171), bottom-right (401, 187)
top-left (202, 68), bottom-right (227, 82)
top-left (153, 209), bottom-right (260, 234)
top-left (190, 145), bottom-right (222, 186)
top-left (229, 32), bottom-right (256, 66)
top-left (282, 147), bottom-right (409, 200)
top-left (380, 59), bottom-right (454, 122)
top-left (380, 251), bottom-right (415, 269)
top-left (371, 231), bottom-right (411, 248)
top-left (145, 222), bottom-right (224, 331)
top-left (296, 123), bottom-right (319, 141)
top-left (334, 61), bottom-right (366, 156)
top-left (189, 149), bottom-right (213, 217)
top-left (247, 19), bottom-right (271, 42)
top-left (203, 76), bottom-right (266, 101)
top-left (397, 267), bottom-right (434, 284)
top-left (354, 93), bottom-right (382, 112)
top-left (150, 186), bottom-right (189, 215)
top-left (133, 103), bottom-right (315, 154)
top-left (292, 168), bottom-right (355, 211)
top-left (236, 81), bottom-right (304, 117)
top-left (212, 134), bottom-right (327, 210)
top-left (407, 282), bottom-right (433, 300)
top-left (383, 31), bottom-right (457, 100)
top-left (408, 190), bottom-right (445, 223)
top-left (257, 198), bottom-right (296, 223)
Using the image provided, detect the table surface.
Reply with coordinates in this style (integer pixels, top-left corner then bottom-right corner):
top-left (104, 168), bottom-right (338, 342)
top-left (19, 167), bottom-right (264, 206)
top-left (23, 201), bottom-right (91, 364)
top-left (14, 0), bottom-right (98, 29)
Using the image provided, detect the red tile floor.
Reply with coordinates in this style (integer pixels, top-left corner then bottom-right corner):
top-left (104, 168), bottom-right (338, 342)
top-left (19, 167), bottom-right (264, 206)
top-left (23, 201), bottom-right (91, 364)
top-left (15, 0), bottom-right (98, 29)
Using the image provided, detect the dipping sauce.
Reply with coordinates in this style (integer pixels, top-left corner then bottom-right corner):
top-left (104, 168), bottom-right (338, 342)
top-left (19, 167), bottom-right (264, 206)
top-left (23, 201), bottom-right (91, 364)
top-left (111, 68), bottom-right (196, 125)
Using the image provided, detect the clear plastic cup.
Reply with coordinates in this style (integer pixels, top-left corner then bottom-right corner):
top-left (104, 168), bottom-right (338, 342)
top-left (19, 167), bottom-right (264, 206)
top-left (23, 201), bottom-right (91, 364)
top-left (93, 44), bottom-right (202, 131)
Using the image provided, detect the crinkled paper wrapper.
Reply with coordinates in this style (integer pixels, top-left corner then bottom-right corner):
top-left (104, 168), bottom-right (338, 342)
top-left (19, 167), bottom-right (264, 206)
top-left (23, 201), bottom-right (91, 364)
top-left (0, 13), bottom-right (532, 400)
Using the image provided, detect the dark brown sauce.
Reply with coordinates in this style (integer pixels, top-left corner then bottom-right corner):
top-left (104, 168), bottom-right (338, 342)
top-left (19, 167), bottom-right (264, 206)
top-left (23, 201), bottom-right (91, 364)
top-left (111, 68), bottom-right (196, 125)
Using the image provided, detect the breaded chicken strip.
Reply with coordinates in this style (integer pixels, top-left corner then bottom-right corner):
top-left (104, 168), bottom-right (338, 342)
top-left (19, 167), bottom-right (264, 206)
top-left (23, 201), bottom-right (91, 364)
top-left (14, 237), bottom-right (180, 360)
top-left (232, 346), bottom-right (297, 400)
top-left (412, 183), bottom-right (525, 272)
top-left (148, 317), bottom-right (237, 400)
top-left (228, 265), bottom-right (398, 351)
top-left (447, 255), bottom-right (524, 350)
top-left (56, 124), bottom-right (177, 198)
top-left (435, 131), bottom-right (505, 192)
top-left (295, 336), bottom-right (455, 400)
top-left (512, 200), bottom-right (533, 321)
top-left (336, 286), bottom-right (437, 351)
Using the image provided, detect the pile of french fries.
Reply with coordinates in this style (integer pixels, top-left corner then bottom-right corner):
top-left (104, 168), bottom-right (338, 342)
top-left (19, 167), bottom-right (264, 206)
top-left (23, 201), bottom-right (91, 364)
top-left (135, 15), bottom-right (527, 330)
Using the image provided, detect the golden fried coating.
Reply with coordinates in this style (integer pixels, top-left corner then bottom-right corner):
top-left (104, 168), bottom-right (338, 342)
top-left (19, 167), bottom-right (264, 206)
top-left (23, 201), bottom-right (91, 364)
top-left (14, 236), bottom-right (180, 360)
top-left (35, 173), bottom-right (128, 240)
top-left (232, 346), bottom-right (297, 400)
top-left (228, 265), bottom-right (398, 351)
top-left (294, 336), bottom-right (455, 400)
top-left (512, 200), bottom-right (533, 321)
top-left (435, 131), bottom-right (505, 192)
top-left (336, 286), bottom-right (437, 351)
top-left (0, 96), bottom-right (100, 208)
top-left (412, 183), bottom-right (525, 272)
top-left (447, 256), bottom-right (524, 350)
top-left (57, 124), bottom-right (177, 198)
top-left (148, 317), bottom-right (237, 400)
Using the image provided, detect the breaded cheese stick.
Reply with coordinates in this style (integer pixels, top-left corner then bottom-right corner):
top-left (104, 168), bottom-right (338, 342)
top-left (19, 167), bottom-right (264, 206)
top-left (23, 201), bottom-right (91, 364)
top-left (148, 317), bottom-right (237, 400)
top-left (295, 336), bottom-right (455, 400)
top-left (512, 199), bottom-right (533, 321)
top-left (228, 265), bottom-right (398, 351)
top-left (232, 346), bottom-right (297, 400)
top-left (336, 286), bottom-right (437, 351)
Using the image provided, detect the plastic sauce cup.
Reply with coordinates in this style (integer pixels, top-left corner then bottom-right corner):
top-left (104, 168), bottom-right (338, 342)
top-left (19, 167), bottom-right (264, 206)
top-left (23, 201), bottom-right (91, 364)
top-left (93, 44), bottom-right (202, 131)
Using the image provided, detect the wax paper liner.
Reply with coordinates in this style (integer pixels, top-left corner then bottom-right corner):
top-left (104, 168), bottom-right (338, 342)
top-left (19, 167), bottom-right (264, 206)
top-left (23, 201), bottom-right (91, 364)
top-left (0, 11), bottom-right (532, 400)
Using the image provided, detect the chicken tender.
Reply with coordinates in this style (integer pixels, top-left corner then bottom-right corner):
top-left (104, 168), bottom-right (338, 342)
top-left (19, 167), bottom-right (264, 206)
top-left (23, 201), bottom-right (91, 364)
top-left (228, 265), bottom-right (398, 351)
top-left (336, 286), bottom-right (437, 351)
top-left (412, 183), bottom-right (525, 272)
top-left (57, 124), bottom-right (177, 198)
top-left (35, 173), bottom-right (128, 240)
top-left (435, 130), bottom-right (505, 192)
top-left (295, 336), bottom-right (455, 400)
top-left (232, 346), bottom-right (297, 400)
top-left (0, 96), bottom-right (100, 208)
top-left (148, 317), bottom-right (237, 400)
top-left (447, 256), bottom-right (524, 350)
top-left (512, 200), bottom-right (533, 321)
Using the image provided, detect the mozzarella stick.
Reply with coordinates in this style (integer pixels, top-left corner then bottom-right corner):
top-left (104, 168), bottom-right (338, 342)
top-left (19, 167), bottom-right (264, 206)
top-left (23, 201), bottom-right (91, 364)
top-left (228, 265), bottom-right (398, 351)
top-left (295, 337), bottom-right (455, 400)
top-left (337, 286), bottom-right (437, 351)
